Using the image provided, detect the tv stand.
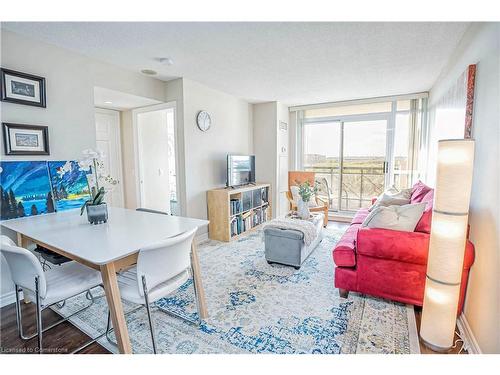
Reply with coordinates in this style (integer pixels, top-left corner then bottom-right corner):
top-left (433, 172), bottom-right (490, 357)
top-left (208, 183), bottom-right (271, 242)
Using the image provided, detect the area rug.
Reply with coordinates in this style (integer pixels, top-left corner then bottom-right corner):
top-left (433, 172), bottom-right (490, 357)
top-left (53, 227), bottom-right (420, 354)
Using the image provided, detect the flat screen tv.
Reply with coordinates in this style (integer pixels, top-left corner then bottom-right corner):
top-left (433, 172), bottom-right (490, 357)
top-left (227, 155), bottom-right (255, 187)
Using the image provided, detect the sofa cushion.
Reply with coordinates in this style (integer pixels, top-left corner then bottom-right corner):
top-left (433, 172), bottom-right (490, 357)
top-left (369, 187), bottom-right (411, 211)
top-left (415, 190), bottom-right (434, 233)
top-left (332, 224), bottom-right (360, 267)
top-left (410, 180), bottom-right (432, 203)
top-left (362, 203), bottom-right (426, 232)
top-left (357, 227), bottom-right (430, 265)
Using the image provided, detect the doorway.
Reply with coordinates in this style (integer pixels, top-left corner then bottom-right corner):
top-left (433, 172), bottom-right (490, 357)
top-left (133, 104), bottom-right (178, 215)
top-left (95, 108), bottom-right (125, 207)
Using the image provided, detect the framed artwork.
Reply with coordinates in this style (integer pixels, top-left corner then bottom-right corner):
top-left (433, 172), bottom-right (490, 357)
top-left (1, 68), bottom-right (46, 107)
top-left (47, 161), bottom-right (91, 211)
top-left (3, 122), bottom-right (50, 155)
top-left (0, 161), bottom-right (55, 221)
top-left (464, 64), bottom-right (476, 139)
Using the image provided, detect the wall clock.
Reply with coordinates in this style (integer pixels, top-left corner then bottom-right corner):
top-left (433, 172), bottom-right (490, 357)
top-left (196, 110), bottom-right (212, 132)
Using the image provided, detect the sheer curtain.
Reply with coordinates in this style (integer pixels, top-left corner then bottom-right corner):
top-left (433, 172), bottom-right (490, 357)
top-left (425, 70), bottom-right (468, 186)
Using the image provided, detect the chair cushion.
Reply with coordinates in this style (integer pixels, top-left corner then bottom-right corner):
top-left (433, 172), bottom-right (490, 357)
top-left (24, 262), bottom-right (102, 307)
top-left (117, 267), bottom-right (189, 305)
top-left (410, 181), bottom-right (433, 203)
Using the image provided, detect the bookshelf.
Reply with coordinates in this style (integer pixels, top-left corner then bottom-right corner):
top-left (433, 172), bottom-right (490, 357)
top-left (207, 183), bottom-right (271, 242)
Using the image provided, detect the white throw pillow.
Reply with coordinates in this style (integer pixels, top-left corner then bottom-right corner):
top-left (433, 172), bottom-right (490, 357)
top-left (362, 202), bottom-right (426, 232)
top-left (369, 187), bottom-right (412, 211)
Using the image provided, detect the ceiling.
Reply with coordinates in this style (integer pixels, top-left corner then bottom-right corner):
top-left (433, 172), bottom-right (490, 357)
top-left (3, 22), bottom-right (469, 105)
top-left (94, 87), bottom-right (162, 110)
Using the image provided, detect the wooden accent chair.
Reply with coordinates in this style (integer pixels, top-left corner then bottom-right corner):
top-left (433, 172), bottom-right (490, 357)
top-left (286, 171), bottom-right (329, 227)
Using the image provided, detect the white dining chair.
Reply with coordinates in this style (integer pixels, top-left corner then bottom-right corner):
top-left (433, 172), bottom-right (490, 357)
top-left (105, 227), bottom-right (200, 354)
top-left (0, 235), bottom-right (105, 353)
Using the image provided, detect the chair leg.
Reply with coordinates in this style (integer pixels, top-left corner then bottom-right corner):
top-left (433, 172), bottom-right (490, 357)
top-left (189, 267), bottom-right (202, 326)
top-left (35, 276), bottom-right (43, 354)
top-left (14, 284), bottom-right (27, 340)
top-left (339, 288), bottom-right (349, 298)
top-left (142, 275), bottom-right (158, 354)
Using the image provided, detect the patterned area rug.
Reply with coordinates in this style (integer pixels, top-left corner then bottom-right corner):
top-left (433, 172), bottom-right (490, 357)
top-left (53, 228), bottom-right (420, 354)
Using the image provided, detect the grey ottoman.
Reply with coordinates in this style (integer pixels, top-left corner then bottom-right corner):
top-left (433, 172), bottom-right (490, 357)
top-left (263, 213), bottom-right (324, 269)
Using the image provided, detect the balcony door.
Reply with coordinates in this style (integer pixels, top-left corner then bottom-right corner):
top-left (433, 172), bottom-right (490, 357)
top-left (303, 116), bottom-right (389, 212)
top-left (341, 119), bottom-right (388, 211)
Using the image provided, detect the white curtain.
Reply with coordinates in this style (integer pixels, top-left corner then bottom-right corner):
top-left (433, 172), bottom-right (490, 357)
top-left (425, 70), bottom-right (468, 186)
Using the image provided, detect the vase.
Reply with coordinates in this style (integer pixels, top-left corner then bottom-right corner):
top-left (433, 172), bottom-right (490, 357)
top-left (297, 198), bottom-right (310, 220)
top-left (86, 203), bottom-right (108, 225)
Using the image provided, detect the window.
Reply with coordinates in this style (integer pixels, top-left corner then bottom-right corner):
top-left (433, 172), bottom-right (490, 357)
top-left (298, 95), bottom-right (427, 213)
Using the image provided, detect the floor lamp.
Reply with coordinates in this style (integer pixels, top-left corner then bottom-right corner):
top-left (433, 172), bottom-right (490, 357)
top-left (420, 139), bottom-right (475, 351)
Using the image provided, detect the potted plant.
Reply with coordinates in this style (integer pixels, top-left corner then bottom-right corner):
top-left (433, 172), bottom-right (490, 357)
top-left (296, 180), bottom-right (318, 220)
top-left (78, 149), bottom-right (118, 224)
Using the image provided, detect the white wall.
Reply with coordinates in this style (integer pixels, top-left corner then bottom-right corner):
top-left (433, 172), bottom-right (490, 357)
top-left (0, 30), bottom-right (166, 306)
top-left (181, 78), bottom-right (253, 232)
top-left (253, 102), bottom-right (278, 215)
top-left (429, 23), bottom-right (500, 353)
top-left (252, 101), bottom-right (290, 217)
top-left (120, 111), bottom-right (137, 209)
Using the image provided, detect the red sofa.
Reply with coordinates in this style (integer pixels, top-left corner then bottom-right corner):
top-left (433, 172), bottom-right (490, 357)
top-left (332, 181), bottom-right (475, 313)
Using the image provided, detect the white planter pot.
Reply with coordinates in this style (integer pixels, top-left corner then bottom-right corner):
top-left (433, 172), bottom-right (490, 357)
top-left (297, 199), bottom-right (310, 220)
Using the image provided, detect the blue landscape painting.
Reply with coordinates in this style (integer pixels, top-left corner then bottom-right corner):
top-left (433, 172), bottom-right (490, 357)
top-left (0, 161), bottom-right (55, 220)
top-left (48, 161), bottom-right (91, 211)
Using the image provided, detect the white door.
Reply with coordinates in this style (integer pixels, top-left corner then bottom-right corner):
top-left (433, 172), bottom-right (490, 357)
top-left (95, 108), bottom-right (125, 207)
top-left (136, 109), bottom-right (171, 213)
top-left (278, 121), bottom-right (289, 216)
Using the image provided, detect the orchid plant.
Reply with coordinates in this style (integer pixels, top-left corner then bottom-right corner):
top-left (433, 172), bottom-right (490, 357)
top-left (78, 149), bottom-right (118, 215)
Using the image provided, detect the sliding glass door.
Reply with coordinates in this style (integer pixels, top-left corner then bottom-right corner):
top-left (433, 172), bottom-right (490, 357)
top-left (342, 119), bottom-right (387, 211)
top-left (303, 118), bottom-right (388, 212)
top-left (299, 97), bottom-right (427, 214)
top-left (303, 121), bottom-right (341, 210)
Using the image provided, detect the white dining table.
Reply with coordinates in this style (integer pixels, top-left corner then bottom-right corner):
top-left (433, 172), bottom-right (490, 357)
top-left (1, 207), bottom-right (209, 354)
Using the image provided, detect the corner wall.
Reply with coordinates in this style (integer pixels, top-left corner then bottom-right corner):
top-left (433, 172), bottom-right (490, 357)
top-left (429, 23), bottom-right (500, 353)
top-left (0, 29), bottom-right (166, 307)
top-left (181, 78), bottom-right (253, 233)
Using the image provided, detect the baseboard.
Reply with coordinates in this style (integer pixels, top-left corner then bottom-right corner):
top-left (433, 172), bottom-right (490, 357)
top-left (196, 231), bottom-right (209, 244)
top-left (0, 290), bottom-right (18, 308)
top-left (457, 313), bottom-right (482, 354)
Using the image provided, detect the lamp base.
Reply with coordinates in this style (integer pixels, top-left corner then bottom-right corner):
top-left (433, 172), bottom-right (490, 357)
top-left (420, 337), bottom-right (452, 353)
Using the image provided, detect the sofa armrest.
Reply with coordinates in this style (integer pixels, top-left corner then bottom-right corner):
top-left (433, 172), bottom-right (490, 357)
top-left (357, 227), bottom-right (430, 265)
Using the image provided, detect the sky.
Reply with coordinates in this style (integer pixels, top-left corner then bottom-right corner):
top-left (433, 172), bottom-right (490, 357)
top-left (304, 116), bottom-right (411, 159)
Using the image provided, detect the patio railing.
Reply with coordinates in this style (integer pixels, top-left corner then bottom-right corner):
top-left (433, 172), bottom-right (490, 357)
top-left (304, 165), bottom-right (385, 212)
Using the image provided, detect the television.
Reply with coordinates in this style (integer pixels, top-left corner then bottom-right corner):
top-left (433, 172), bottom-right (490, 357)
top-left (227, 155), bottom-right (255, 187)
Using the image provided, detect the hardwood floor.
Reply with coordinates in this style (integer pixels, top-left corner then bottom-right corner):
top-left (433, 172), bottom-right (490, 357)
top-left (327, 221), bottom-right (467, 355)
top-left (0, 220), bottom-right (466, 354)
top-left (414, 307), bottom-right (467, 354)
top-left (0, 301), bottom-right (109, 354)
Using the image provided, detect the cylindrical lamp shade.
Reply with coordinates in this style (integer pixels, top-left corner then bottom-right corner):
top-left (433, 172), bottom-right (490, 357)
top-left (420, 139), bottom-right (475, 351)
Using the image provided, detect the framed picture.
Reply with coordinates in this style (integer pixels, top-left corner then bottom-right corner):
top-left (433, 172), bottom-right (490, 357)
top-left (1, 68), bottom-right (46, 107)
top-left (2, 122), bottom-right (50, 155)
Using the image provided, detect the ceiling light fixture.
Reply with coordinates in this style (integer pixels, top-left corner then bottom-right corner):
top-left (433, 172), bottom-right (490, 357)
top-left (155, 57), bottom-right (174, 66)
top-left (104, 101), bottom-right (113, 104)
top-left (141, 69), bottom-right (157, 76)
